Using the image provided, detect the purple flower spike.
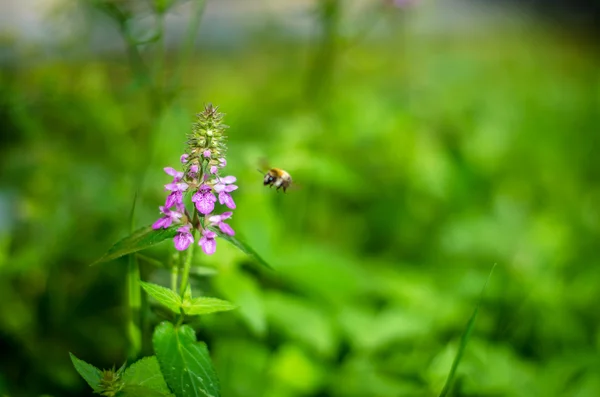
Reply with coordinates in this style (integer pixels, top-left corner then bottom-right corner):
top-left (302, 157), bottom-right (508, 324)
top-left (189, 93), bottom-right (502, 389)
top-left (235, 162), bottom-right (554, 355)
top-left (174, 224), bottom-right (194, 251)
top-left (152, 206), bottom-right (182, 229)
top-left (199, 229), bottom-right (217, 255)
top-left (191, 185), bottom-right (217, 215)
top-left (203, 150), bottom-right (211, 158)
top-left (209, 212), bottom-right (235, 236)
top-left (180, 154), bottom-right (189, 164)
top-left (164, 167), bottom-right (184, 180)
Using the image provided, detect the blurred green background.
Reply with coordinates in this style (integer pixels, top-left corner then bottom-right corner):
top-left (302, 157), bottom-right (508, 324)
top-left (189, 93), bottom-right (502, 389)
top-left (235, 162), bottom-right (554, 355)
top-left (1, 0), bottom-right (599, 396)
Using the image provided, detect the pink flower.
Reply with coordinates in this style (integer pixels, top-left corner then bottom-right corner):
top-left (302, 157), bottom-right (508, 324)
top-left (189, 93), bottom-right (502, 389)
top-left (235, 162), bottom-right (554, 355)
top-left (214, 176), bottom-right (238, 209)
top-left (180, 154), bottom-right (189, 164)
top-left (164, 167), bottom-right (184, 181)
top-left (191, 184), bottom-right (217, 215)
top-left (203, 150), bottom-right (211, 158)
top-left (199, 229), bottom-right (217, 255)
top-left (173, 224), bottom-right (194, 251)
top-left (208, 212), bottom-right (235, 236)
top-left (152, 206), bottom-right (183, 229)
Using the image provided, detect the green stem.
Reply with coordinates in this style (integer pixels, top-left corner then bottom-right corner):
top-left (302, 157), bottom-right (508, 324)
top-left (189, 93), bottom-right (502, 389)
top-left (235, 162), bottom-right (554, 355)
top-left (170, 0), bottom-right (206, 91)
top-left (126, 250), bottom-right (142, 359)
top-left (179, 227), bottom-right (198, 298)
top-left (305, 0), bottom-right (340, 103)
top-left (126, 193), bottom-right (142, 359)
top-left (171, 258), bottom-right (179, 293)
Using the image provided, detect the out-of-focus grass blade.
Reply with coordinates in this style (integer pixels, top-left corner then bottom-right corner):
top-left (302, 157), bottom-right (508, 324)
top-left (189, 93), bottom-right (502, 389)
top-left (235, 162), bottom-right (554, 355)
top-left (438, 263), bottom-right (497, 397)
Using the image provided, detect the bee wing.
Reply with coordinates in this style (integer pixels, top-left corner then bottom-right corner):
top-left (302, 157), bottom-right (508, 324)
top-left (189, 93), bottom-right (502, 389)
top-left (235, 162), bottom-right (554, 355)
top-left (257, 157), bottom-right (271, 173)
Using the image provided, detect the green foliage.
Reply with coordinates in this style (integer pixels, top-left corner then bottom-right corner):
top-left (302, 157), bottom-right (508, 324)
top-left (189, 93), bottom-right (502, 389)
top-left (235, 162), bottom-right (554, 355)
top-left (182, 297), bottom-right (237, 316)
top-left (153, 322), bottom-right (220, 397)
top-left (93, 226), bottom-right (178, 265)
top-left (439, 264), bottom-right (497, 397)
top-left (121, 356), bottom-right (173, 397)
top-left (141, 281), bottom-right (183, 314)
top-left (215, 231), bottom-right (273, 270)
top-left (2, 2), bottom-right (599, 396)
top-left (69, 353), bottom-right (103, 393)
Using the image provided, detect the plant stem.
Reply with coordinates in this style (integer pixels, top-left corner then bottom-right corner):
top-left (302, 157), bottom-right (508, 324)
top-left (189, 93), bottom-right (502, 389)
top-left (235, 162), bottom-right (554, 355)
top-left (126, 192), bottom-right (141, 359)
top-left (126, 254), bottom-right (142, 359)
top-left (179, 227), bottom-right (198, 298)
top-left (171, 259), bottom-right (179, 293)
top-left (170, 0), bottom-right (206, 91)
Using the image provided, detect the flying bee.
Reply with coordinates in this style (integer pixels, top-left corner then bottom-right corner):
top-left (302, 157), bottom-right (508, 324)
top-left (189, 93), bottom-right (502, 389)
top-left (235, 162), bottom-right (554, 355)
top-left (257, 159), bottom-right (293, 193)
top-left (263, 167), bottom-right (293, 193)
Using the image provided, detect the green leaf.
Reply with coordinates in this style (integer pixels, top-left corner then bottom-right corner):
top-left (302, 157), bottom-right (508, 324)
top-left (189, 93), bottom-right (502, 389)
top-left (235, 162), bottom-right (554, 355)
top-left (438, 264), bottom-right (497, 397)
top-left (182, 297), bottom-right (237, 316)
top-left (69, 352), bottom-right (103, 392)
top-left (215, 232), bottom-right (273, 270)
top-left (153, 322), bottom-right (220, 397)
top-left (120, 385), bottom-right (173, 397)
top-left (140, 282), bottom-right (182, 314)
top-left (122, 356), bottom-right (173, 396)
top-left (92, 225), bottom-right (178, 265)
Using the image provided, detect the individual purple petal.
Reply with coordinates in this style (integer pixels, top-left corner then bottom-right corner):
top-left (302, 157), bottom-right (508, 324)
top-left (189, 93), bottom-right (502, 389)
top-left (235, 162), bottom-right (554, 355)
top-left (218, 192), bottom-right (236, 209)
top-left (174, 231), bottom-right (193, 251)
top-left (203, 150), bottom-right (211, 158)
top-left (165, 182), bottom-right (189, 192)
top-left (219, 158), bottom-right (226, 167)
top-left (218, 222), bottom-right (235, 236)
top-left (201, 238), bottom-right (216, 255)
top-left (208, 214), bottom-right (222, 223)
top-left (165, 191), bottom-right (183, 208)
top-left (220, 176), bottom-right (237, 184)
top-left (189, 164), bottom-right (199, 173)
top-left (210, 165), bottom-right (218, 174)
top-left (179, 224), bottom-right (191, 232)
top-left (224, 184), bottom-right (238, 193)
top-left (199, 230), bottom-right (217, 255)
top-left (220, 211), bottom-right (233, 220)
top-left (164, 167), bottom-right (184, 180)
top-left (192, 191), bottom-right (216, 214)
top-left (152, 216), bottom-right (171, 229)
top-left (180, 154), bottom-right (189, 164)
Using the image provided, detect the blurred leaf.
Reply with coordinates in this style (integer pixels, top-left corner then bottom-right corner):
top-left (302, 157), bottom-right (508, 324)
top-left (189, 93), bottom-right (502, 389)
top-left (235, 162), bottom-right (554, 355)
top-left (216, 232), bottom-right (273, 270)
top-left (136, 253), bottom-right (168, 268)
top-left (189, 266), bottom-right (218, 277)
top-left (182, 297), bottom-right (237, 316)
top-left (69, 353), bottom-right (102, 392)
top-left (140, 282), bottom-right (182, 314)
top-left (153, 322), bottom-right (220, 397)
top-left (215, 270), bottom-right (266, 337)
top-left (439, 264), bottom-right (497, 397)
top-left (92, 225), bottom-right (178, 265)
top-left (122, 356), bottom-right (173, 397)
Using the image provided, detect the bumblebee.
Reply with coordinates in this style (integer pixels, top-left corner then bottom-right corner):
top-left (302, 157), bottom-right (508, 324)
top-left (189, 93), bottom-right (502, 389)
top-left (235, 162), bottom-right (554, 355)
top-left (263, 168), bottom-right (292, 193)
